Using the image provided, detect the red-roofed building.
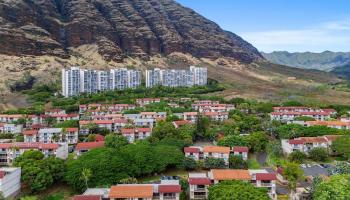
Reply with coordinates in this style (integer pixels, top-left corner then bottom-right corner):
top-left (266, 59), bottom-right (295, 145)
top-left (76, 141), bottom-right (105, 156)
top-left (0, 142), bottom-right (68, 165)
top-left (183, 112), bottom-right (198, 123)
top-left (249, 170), bottom-right (277, 200)
top-left (270, 107), bottom-right (336, 122)
top-left (188, 173), bottom-right (211, 199)
top-left (173, 120), bottom-right (192, 128)
top-left (23, 130), bottom-right (38, 142)
top-left (232, 146), bottom-right (249, 160)
top-left (184, 147), bottom-right (201, 161)
top-left (65, 128), bottom-right (79, 144)
top-left (136, 98), bottom-right (161, 106)
top-left (281, 135), bottom-right (338, 155)
top-left (121, 128), bottom-right (152, 143)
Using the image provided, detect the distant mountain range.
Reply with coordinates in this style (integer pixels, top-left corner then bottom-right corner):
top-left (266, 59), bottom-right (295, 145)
top-left (262, 51), bottom-right (350, 71)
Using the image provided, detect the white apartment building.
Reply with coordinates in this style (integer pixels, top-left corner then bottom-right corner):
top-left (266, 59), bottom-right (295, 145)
top-left (62, 67), bottom-right (80, 97)
top-left (145, 66), bottom-right (207, 88)
top-left (188, 173), bottom-right (211, 200)
top-left (190, 66), bottom-right (207, 86)
top-left (0, 143), bottom-right (68, 165)
top-left (0, 124), bottom-right (22, 134)
top-left (0, 167), bottom-right (21, 199)
top-left (62, 67), bottom-right (142, 97)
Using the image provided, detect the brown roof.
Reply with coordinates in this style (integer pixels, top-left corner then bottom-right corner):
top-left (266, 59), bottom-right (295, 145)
top-left (109, 185), bottom-right (153, 198)
top-left (203, 146), bottom-right (230, 154)
top-left (211, 169), bottom-right (251, 181)
top-left (300, 137), bottom-right (327, 143)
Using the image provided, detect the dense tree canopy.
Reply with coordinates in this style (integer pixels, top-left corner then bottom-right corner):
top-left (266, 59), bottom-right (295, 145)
top-left (313, 174), bottom-right (350, 200)
top-left (13, 150), bottom-right (65, 193)
top-left (276, 124), bottom-right (349, 139)
top-left (229, 155), bottom-right (248, 169)
top-left (208, 181), bottom-right (270, 200)
top-left (288, 151), bottom-right (307, 163)
top-left (204, 158), bottom-right (226, 169)
top-left (65, 141), bottom-right (184, 191)
top-left (331, 136), bottom-right (350, 160)
top-left (308, 147), bottom-right (328, 162)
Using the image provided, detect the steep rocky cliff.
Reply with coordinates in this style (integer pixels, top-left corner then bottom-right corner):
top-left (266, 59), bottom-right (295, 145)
top-left (0, 0), bottom-right (263, 62)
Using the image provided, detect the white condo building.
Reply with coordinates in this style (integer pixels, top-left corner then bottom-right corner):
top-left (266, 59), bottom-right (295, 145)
top-left (62, 67), bottom-right (141, 97)
top-left (146, 66), bottom-right (207, 88)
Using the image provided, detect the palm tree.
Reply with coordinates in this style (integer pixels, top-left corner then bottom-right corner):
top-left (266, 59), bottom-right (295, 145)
top-left (81, 168), bottom-right (92, 190)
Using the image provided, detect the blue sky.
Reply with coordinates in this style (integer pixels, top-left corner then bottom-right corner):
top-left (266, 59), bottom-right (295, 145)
top-left (175, 0), bottom-right (350, 53)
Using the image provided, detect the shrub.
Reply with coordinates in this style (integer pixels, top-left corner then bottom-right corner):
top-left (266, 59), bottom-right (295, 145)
top-left (204, 158), bottom-right (226, 169)
top-left (229, 155), bottom-right (248, 169)
top-left (288, 151), bottom-right (307, 163)
top-left (308, 147), bottom-right (328, 162)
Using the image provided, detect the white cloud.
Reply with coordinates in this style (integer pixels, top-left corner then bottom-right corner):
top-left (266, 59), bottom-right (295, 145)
top-left (239, 18), bottom-right (350, 52)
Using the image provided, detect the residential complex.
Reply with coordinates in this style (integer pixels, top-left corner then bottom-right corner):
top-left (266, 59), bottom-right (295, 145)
top-left (145, 66), bottom-right (207, 88)
top-left (62, 67), bottom-right (141, 97)
top-left (281, 135), bottom-right (340, 155)
top-left (270, 106), bottom-right (336, 122)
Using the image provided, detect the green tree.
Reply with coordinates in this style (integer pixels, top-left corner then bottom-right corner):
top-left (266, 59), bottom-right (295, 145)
top-left (182, 157), bottom-right (197, 170)
top-left (87, 134), bottom-right (96, 142)
top-left (217, 135), bottom-right (249, 147)
top-left (105, 134), bottom-right (128, 148)
top-left (204, 158), bottom-right (226, 169)
top-left (20, 196), bottom-right (38, 200)
top-left (208, 181), bottom-right (270, 200)
top-left (331, 136), bottom-right (350, 160)
top-left (229, 155), bottom-right (248, 169)
top-left (81, 168), bottom-right (92, 190)
top-left (13, 150), bottom-right (64, 193)
top-left (288, 151), bottom-right (307, 163)
top-left (247, 132), bottom-right (268, 152)
top-left (196, 114), bottom-right (210, 138)
top-left (308, 147), bottom-right (328, 162)
top-left (284, 162), bottom-right (304, 193)
top-left (313, 174), bottom-right (350, 200)
top-left (152, 121), bottom-right (177, 140)
top-left (294, 116), bottom-right (315, 121)
top-left (15, 135), bottom-right (24, 142)
top-left (266, 141), bottom-right (283, 158)
top-left (276, 124), bottom-right (305, 139)
top-left (65, 142), bottom-right (184, 191)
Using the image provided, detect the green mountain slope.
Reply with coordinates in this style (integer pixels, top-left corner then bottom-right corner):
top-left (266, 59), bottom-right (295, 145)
top-left (332, 62), bottom-right (350, 79)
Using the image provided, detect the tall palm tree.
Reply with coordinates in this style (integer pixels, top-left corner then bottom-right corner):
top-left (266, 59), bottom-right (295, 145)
top-left (81, 168), bottom-right (92, 190)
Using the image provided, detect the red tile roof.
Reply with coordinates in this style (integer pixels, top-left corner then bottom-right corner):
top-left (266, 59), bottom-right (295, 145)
top-left (76, 141), bottom-right (105, 150)
top-left (23, 130), bottom-right (38, 135)
top-left (109, 185), bottom-right (153, 198)
top-left (256, 173), bottom-right (277, 181)
top-left (0, 142), bottom-right (59, 150)
top-left (158, 185), bottom-right (182, 193)
top-left (203, 146), bottom-right (230, 154)
top-left (184, 147), bottom-right (200, 153)
top-left (66, 128), bottom-right (78, 132)
top-left (74, 195), bottom-right (101, 200)
top-left (173, 120), bottom-right (192, 127)
top-left (95, 134), bottom-right (105, 142)
top-left (289, 139), bottom-right (304, 145)
top-left (188, 178), bottom-right (211, 185)
top-left (136, 128), bottom-right (151, 132)
top-left (233, 146), bottom-right (249, 152)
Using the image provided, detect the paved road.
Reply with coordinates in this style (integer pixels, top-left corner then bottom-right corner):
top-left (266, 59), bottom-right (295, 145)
top-left (257, 152), bottom-right (267, 166)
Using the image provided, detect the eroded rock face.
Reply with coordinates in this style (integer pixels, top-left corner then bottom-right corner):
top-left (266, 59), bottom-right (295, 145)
top-left (0, 0), bottom-right (263, 62)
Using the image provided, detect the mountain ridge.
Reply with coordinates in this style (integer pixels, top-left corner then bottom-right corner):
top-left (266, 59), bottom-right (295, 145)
top-left (0, 0), bottom-right (263, 63)
top-left (262, 51), bottom-right (350, 71)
